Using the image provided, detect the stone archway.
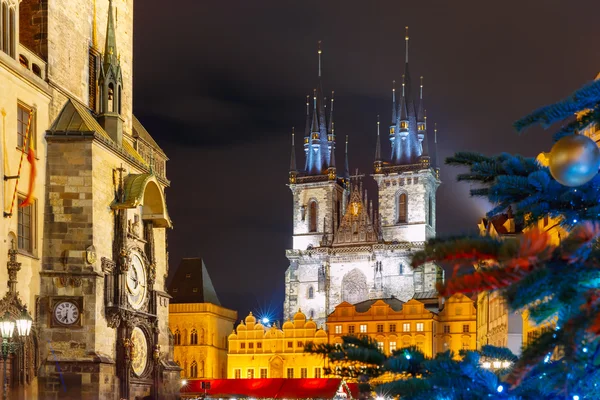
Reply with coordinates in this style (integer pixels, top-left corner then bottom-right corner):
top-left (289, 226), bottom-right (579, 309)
top-left (341, 269), bottom-right (368, 304)
top-left (269, 356), bottom-right (284, 378)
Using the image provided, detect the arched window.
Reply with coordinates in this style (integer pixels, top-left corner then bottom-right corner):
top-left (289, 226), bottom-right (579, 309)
top-left (108, 82), bottom-right (115, 112)
top-left (307, 286), bottom-right (314, 299)
top-left (397, 193), bottom-right (407, 223)
top-left (118, 85), bottom-right (122, 114)
top-left (190, 329), bottom-right (198, 345)
top-left (8, 7), bottom-right (14, 57)
top-left (1, 3), bottom-right (8, 54)
top-left (19, 54), bottom-right (28, 68)
top-left (190, 361), bottom-right (198, 378)
top-left (399, 264), bottom-right (403, 275)
top-left (32, 63), bottom-right (41, 77)
top-left (309, 201), bottom-right (317, 232)
top-left (309, 309), bottom-right (315, 319)
top-left (174, 329), bottom-right (181, 345)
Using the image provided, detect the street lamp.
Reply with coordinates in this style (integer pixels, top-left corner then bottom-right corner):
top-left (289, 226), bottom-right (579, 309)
top-left (0, 309), bottom-right (32, 399)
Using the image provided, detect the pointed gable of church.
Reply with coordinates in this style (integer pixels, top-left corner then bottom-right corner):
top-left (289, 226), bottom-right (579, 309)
top-left (333, 183), bottom-right (378, 246)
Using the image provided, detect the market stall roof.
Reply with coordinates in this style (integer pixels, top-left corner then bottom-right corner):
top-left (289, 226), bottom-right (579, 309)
top-left (181, 378), bottom-right (360, 399)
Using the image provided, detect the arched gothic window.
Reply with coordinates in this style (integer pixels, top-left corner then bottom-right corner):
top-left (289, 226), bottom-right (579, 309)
top-left (190, 361), bottom-right (198, 378)
top-left (307, 286), bottom-right (314, 299)
top-left (1, 2), bottom-right (16, 57)
top-left (190, 329), bottom-right (198, 345)
top-left (309, 201), bottom-right (317, 232)
top-left (397, 193), bottom-right (407, 223)
top-left (174, 329), bottom-right (181, 345)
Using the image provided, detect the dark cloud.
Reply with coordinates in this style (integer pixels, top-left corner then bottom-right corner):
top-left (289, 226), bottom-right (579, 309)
top-left (134, 0), bottom-right (600, 319)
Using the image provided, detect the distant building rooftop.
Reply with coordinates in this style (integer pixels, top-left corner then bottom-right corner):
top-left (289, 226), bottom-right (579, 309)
top-left (168, 258), bottom-right (221, 305)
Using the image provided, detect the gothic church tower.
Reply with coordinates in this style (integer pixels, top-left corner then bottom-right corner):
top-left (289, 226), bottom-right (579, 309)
top-left (284, 33), bottom-right (442, 328)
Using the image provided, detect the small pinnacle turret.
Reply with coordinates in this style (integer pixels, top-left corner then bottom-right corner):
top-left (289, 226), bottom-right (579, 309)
top-left (289, 128), bottom-right (298, 184)
top-left (344, 135), bottom-right (350, 181)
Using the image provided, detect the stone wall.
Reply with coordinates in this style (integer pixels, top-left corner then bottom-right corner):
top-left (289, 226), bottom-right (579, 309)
top-left (47, 0), bottom-right (133, 133)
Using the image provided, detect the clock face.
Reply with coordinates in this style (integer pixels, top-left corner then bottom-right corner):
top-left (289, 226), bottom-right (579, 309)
top-left (126, 253), bottom-right (147, 310)
top-left (54, 301), bottom-right (80, 325)
top-left (131, 327), bottom-right (148, 377)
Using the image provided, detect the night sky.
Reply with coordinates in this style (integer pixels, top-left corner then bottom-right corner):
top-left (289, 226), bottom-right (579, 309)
top-left (132, 0), bottom-right (600, 321)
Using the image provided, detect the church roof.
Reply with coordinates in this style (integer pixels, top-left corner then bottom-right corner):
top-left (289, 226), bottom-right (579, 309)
top-left (48, 98), bottom-right (147, 166)
top-left (168, 258), bottom-right (221, 305)
top-left (353, 297), bottom-right (405, 313)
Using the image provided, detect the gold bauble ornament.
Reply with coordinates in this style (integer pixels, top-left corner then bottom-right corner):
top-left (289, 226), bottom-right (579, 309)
top-left (549, 134), bottom-right (600, 187)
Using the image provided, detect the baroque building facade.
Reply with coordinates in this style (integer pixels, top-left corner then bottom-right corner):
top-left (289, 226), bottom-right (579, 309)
top-left (1, 0), bottom-right (179, 398)
top-left (326, 294), bottom-right (476, 359)
top-left (227, 311), bottom-right (327, 380)
top-left (284, 34), bottom-right (442, 326)
top-left (168, 258), bottom-right (237, 380)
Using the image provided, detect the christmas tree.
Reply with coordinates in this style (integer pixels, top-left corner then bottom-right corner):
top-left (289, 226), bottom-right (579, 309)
top-left (308, 78), bottom-right (600, 399)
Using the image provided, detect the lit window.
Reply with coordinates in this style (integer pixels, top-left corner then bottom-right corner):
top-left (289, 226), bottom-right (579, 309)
top-left (247, 369), bottom-right (254, 379)
top-left (300, 368), bottom-right (307, 378)
top-left (360, 324), bottom-right (367, 333)
top-left (443, 325), bottom-right (450, 334)
top-left (248, 342), bottom-right (254, 349)
top-left (287, 368), bottom-right (294, 379)
top-left (297, 341), bottom-right (303, 348)
top-left (314, 367), bottom-right (321, 378)
top-left (348, 325), bottom-right (355, 334)
top-left (403, 323), bottom-right (410, 332)
top-left (234, 369), bottom-right (241, 379)
top-left (17, 197), bottom-right (34, 253)
top-left (257, 342), bottom-right (262, 349)
top-left (377, 342), bottom-right (384, 351)
top-left (287, 341), bottom-right (293, 348)
top-left (260, 368), bottom-right (267, 378)
top-left (389, 341), bottom-right (397, 352)
top-left (416, 323), bottom-right (424, 332)
top-left (335, 325), bottom-right (342, 334)
top-left (17, 104), bottom-right (35, 151)
top-left (377, 324), bottom-right (384, 333)
top-left (463, 325), bottom-right (470, 333)
top-left (240, 343), bottom-right (246, 349)
top-left (389, 324), bottom-right (396, 333)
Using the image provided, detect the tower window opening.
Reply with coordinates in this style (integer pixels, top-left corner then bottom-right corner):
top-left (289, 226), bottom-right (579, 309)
top-left (309, 201), bottom-right (317, 232)
top-left (108, 83), bottom-right (115, 112)
top-left (397, 193), bottom-right (407, 223)
top-left (428, 195), bottom-right (433, 226)
top-left (307, 286), bottom-right (314, 299)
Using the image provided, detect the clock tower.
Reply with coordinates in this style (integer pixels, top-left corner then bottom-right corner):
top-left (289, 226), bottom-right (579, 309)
top-left (36, 1), bottom-right (180, 399)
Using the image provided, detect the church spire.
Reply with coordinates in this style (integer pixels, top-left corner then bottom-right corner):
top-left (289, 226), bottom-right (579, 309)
top-left (289, 128), bottom-right (298, 184)
top-left (390, 80), bottom-right (397, 134)
top-left (344, 135), bottom-right (350, 180)
top-left (328, 91), bottom-right (334, 135)
top-left (104, 0), bottom-right (118, 68)
top-left (374, 115), bottom-right (383, 173)
top-left (318, 40), bottom-right (322, 78)
top-left (417, 76), bottom-right (426, 126)
top-left (98, 0), bottom-right (123, 146)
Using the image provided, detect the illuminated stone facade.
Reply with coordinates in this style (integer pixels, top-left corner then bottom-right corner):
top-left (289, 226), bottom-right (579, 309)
top-left (285, 40), bottom-right (442, 326)
top-left (227, 311), bottom-right (327, 379)
top-left (326, 294), bottom-right (476, 358)
top-left (0, 0), bottom-right (179, 398)
top-left (168, 258), bottom-right (237, 380)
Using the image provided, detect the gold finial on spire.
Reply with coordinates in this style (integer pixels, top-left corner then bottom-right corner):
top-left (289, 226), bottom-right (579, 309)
top-left (434, 123), bottom-right (438, 144)
top-left (92, 0), bottom-right (98, 49)
top-left (292, 126), bottom-right (295, 143)
top-left (405, 26), bottom-right (409, 63)
top-left (420, 76), bottom-right (424, 99)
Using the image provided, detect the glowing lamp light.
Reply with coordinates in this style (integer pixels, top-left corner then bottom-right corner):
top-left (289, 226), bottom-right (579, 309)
top-left (262, 317), bottom-right (270, 324)
top-left (573, 396), bottom-right (579, 400)
top-left (376, 396), bottom-right (386, 400)
top-left (16, 308), bottom-right (33, 338)
top-left (0, 313), bottom-right (15, 339)
top-left (493, 361), bottom-right (501, 369)
top-left (181, 379), bottom-right (187, 387)
top-left (544, 354), bottom-right (551, 363)
top-left (482, 362), bottom-right (491, 369)
top-left (583, 347), bottom-right (588, 353)
top-left (405, 354), bottom-right (411, 360)
top-left (502, 361), bottom-right (511, 368)
top-left (497, 385), bottom-right (504, 393)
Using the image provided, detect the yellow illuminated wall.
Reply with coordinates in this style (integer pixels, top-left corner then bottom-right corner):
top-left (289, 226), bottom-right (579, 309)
top-left (170, 302), bottom-right (237, 379)
top-left (227, 311), bottom-right (328, 379)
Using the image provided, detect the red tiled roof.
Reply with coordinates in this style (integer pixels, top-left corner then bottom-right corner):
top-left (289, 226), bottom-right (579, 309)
top-left (181, 378), bottom-right (360, 399)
